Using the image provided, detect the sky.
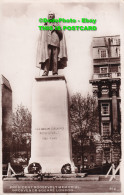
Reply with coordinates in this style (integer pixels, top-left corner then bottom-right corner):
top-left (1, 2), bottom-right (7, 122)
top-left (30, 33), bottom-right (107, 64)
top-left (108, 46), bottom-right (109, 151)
top-left (0, 0), bottom-right (122, 111)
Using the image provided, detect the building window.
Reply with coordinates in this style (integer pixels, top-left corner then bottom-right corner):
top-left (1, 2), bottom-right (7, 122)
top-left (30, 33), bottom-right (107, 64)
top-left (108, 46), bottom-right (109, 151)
top-left (111, 38), bottom-right (120, 45)
top-left (102, 122), bottom-right (110, 137)
top-left (101, 103), bottom-right (110, 115)
top-left (101, 89), bottom-right (109, 95)
top-left (100, 67), bottom-right (108, 74)
top-left (100, 50), bottom-right (107, 58)
top-left (110, 65), bottom-right (118, 72)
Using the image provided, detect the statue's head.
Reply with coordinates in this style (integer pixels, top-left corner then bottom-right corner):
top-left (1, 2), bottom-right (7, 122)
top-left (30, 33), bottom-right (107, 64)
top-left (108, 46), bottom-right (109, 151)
top-left (48, 11), bottom-right (55, 20)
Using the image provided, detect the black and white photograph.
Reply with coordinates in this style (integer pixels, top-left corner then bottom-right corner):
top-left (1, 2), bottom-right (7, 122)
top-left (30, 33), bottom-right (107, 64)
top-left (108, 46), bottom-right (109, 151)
top-left (0, 0), bottom-right (123, 194)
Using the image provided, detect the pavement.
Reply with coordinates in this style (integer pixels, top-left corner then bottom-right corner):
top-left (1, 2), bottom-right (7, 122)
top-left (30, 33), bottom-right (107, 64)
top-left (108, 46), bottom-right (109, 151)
top-left (3, 174), bottom-right (120, 181)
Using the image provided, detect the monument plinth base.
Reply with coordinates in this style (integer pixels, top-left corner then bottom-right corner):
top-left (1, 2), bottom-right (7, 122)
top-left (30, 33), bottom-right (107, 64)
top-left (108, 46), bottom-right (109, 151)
top-left (28, 75), bottom-right (75, 173)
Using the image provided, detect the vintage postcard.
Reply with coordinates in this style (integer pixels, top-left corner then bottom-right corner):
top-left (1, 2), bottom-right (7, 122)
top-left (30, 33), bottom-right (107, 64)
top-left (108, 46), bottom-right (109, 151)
top-left (0, 0), bottom-right (124, 194)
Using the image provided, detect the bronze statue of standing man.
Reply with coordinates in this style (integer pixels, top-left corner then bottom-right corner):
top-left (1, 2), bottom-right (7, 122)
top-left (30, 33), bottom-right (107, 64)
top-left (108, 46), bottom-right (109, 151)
top-left (36, 11), bottom-right (68, 76)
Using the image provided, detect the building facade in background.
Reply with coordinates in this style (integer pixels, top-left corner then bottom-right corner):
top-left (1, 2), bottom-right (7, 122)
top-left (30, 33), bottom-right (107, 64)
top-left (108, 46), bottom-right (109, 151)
top-left (0, 75), bottom-right (12, 164)
top-left (90, 35), bottom-right (121, 165)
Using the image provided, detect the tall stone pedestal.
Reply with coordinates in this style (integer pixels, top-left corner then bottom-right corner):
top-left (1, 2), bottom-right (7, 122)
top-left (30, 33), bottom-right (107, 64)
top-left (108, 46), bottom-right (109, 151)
top-left (29, 76), bottom-right (75, 173)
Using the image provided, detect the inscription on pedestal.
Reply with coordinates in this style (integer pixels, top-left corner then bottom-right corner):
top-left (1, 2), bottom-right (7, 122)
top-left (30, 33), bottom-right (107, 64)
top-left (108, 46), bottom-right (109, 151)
top-left (29, 76), bottom-right (75, 173)
top-left (35, 127), bottom-right (64, 140)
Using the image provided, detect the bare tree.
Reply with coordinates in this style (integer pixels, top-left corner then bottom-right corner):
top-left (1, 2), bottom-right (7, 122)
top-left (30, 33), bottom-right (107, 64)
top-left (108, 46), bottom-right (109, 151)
top-left (11, 104), bottom-right (31, 162)
top-left (70, 93), bottom-right (99, 169)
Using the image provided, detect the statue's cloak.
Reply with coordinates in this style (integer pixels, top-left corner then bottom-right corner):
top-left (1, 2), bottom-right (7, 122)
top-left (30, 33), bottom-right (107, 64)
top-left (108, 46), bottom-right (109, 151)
top-left (36, 30), bottom-right (68, 70)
